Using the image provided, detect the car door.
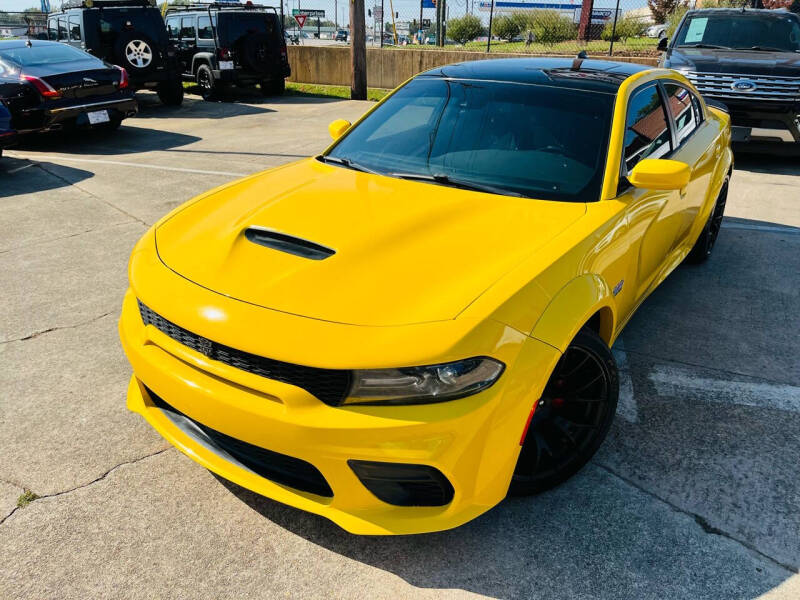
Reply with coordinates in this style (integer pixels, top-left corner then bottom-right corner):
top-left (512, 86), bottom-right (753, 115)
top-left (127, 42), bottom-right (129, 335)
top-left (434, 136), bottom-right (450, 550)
top-left (180, 17), bottom-right (198, 71)
top-left (661, 81), bottom-right (719, 250)
top-left (614, 82), bottom-right (682, 316)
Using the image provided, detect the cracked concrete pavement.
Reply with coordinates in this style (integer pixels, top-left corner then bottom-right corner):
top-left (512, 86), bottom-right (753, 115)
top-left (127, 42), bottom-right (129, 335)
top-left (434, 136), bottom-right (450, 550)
top-left (1, 90), bottom-right (798, 599)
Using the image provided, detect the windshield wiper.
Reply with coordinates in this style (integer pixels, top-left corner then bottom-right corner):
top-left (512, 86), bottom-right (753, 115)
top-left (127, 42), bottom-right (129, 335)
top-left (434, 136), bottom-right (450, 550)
top-left (734, 45), bottom-right (794, 53)
top-left (389, 172), bottom-right (526, 198)
top-left (677, 43), bottom-right (732, 49)
top-left (318, 155), bottom-right (382, 175)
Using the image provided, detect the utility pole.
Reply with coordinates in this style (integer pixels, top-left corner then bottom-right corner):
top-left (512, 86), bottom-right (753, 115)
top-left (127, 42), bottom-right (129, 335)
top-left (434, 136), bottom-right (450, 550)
top-left (335, 0), bottom-right (338, 28)
top-left (351, 0), bottom-right (367, 99)
top-left (418, 0), bottom-right (423, 43)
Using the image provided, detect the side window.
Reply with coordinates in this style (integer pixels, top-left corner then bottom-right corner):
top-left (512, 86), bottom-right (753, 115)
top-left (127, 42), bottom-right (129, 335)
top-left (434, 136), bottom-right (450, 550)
top-left (663, 83), bottom-right (699, 145)
top-left (68, 15), bottom-right (82, 41)
top-left (58, 17), bottom-right (68, 41)
top-left (623, 84), bottom-right (671, 174)
top-left (165, 17), bottom-right (180, 40)
top-left (180, 17), bottom-right (196, 39)
top-left (197, 16), bottom-right (214, 40)
top-left (48, 18), bottom-right (58, 40)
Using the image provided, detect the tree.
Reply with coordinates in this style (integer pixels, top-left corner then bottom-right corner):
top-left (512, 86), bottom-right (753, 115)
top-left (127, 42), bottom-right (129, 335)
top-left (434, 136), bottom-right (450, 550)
top-left (446, 14), bottom-right (484, 45)
top-left (647, 0), bottom-right (688, 25)
top-left (491, 15), bottom-right (522, 42)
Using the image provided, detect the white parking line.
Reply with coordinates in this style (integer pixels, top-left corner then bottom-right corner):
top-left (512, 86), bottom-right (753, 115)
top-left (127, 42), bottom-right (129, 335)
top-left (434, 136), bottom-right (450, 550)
top-left (650, 365), bottom-right (800, 414)
top-left (6, 163), bottom-right (35, 174)
top-left (5, 154), bottom-right (247, 177)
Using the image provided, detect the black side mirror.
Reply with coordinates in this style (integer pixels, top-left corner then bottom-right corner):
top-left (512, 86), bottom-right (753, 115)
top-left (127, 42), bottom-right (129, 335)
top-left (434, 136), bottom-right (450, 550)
top-left (657, 37), bottom-right (669, 52)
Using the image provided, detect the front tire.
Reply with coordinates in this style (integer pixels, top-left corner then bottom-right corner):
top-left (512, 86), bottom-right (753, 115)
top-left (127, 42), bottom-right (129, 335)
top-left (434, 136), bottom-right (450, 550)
top-left (685, 176), bottom-right (729, 264)
top-left (510, 327), bottom-right (619, 495)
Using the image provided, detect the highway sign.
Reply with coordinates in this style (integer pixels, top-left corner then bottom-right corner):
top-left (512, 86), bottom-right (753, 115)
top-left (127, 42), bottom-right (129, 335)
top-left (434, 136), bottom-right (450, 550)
top-left (292, 9), bottom-right (325, 17)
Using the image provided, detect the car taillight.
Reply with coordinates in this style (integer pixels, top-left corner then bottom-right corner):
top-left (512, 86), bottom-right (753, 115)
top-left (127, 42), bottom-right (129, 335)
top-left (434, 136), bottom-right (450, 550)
top-left (21, 74), bottom-right (61, 99)
top-left (218, 47), bottom-right (232, 61)
top-left (116, 66), bottom-right (130, 89)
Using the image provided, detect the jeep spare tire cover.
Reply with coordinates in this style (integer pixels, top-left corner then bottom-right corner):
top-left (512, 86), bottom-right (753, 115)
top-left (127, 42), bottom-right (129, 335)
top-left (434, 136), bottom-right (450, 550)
top-left (239, 32), bottom-right (271, 74)
top-left (115, 32), bottom-right (158, 73)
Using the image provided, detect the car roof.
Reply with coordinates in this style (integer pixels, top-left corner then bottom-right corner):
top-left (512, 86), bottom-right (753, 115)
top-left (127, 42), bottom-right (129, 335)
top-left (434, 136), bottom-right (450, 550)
top-left (420, 58), bottom-right (652, 94)
top-left (0, 40), bottom-right (65, 50)
top-left (685, 7), bottom-right (799, 18)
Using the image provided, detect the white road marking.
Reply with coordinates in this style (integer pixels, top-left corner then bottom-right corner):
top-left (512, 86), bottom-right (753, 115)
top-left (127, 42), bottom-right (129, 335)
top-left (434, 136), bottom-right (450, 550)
top-left (4, 154), bottom-right (247, 177)
top-left (650, 365), bottom-right (800, 414)
top-left (721, 222), bottom-right (800, 235)
top-left (612, 339), bottom-right (638, 423)
top-left (6, 162), bottom-right (35, 174)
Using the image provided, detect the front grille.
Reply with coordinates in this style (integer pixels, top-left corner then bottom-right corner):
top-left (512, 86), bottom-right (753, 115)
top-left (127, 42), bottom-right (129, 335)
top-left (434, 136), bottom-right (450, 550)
top-left (138, 301), bottom-right (352, 406)
top-left (687, 71), bottom-right (800, 102)
top-left (148, 388), bottom-right (333, 497)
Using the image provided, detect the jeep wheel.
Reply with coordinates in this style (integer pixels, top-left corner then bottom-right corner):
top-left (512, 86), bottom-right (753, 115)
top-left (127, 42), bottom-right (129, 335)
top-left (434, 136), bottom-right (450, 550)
top-left (196, 65), bottom-right (218, 101)
top-left (157, 80), bottom-right (184, 106)
top-left (115, 33), bottom-right (157, 75)
top-left (261, 78), bottom-right (285, 96)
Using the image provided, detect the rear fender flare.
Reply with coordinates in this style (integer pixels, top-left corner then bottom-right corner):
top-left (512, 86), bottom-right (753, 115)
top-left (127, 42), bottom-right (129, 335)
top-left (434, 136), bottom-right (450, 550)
top-left (191, 53), bottom-right (215, 74)
top-left (530, 274), bottom-right (616, 352)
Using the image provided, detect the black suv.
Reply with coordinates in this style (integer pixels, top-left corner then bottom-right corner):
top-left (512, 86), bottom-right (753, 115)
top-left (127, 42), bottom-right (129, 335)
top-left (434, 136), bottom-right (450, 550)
top-left (660, 8), bottom-right (800, 147)
top-left (164, 2), bottom-right (290, 100)
top-left (47, 0), bottom-right (184, 106)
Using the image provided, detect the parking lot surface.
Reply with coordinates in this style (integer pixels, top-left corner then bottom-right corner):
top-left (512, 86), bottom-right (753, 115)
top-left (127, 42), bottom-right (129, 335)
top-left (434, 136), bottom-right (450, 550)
top-left (1, 91), bottom-right (799, 600)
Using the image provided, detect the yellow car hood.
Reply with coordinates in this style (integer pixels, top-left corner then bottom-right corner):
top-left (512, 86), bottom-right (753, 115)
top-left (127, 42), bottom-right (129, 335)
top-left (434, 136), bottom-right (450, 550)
top-left (155, 159), bottom-right (586, 327)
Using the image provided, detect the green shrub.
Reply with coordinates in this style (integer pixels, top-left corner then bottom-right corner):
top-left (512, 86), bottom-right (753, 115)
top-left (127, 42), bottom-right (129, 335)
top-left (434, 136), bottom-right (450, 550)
top-left (492, 15), bottom-right (522, 42)
top-left (528, 10), bottom-right (577, 44)
top-left (447, 14), bottom-right (485, 45)
top-left (601, 16), bottom-right (648, 42)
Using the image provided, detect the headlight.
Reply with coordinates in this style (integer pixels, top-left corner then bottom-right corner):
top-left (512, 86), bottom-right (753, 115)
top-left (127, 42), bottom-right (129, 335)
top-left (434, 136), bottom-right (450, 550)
top-left (343, 357), bottom-right (505, 406)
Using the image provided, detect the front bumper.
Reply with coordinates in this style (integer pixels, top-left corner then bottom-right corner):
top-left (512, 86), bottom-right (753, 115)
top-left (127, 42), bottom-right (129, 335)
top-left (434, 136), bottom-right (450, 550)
top-left (119, 231), bottom-right (560, 535)
top-left (721, 100), bottom-right (800, 144)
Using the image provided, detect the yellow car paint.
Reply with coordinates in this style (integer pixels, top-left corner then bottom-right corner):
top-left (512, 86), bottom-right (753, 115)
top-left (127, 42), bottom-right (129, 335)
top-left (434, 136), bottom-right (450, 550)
top-left (120, 64), bottom-right (732, 535)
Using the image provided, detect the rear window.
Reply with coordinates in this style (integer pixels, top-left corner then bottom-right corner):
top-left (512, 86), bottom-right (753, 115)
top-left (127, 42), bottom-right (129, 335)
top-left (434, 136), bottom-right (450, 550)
top-left (0, 43), bottom-right (99, 67)
top-left (219, 12), bottom-right (280, 44)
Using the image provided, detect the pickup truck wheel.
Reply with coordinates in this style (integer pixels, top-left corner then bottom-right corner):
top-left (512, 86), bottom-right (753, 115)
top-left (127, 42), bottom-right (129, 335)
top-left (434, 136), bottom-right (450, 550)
top-left (196, 64), bottom-right (218, 101)
top-left (261, 78), bottom-right (285, 96)
top-left (510, 327), bottom-right (619, 496)
top-left (685, 176), bottom-right (729, 264)
top-left (156, 80), bottom-right (184, 106)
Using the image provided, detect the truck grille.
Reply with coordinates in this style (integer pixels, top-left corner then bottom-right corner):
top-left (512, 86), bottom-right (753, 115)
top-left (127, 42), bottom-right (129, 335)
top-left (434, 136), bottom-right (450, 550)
top-left (138, 301), bottom-right (352, 406)
top-left (687, 72), bottom-right (800, 102)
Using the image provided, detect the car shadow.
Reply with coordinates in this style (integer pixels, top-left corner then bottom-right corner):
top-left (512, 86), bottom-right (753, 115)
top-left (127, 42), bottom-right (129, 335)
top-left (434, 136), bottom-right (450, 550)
top-left (134, 89), bottom-right (277, 117)
top-left (13, 124), bottom-right (201, 157)
top-left (0, 158), bottom-right (94, 197)
top-left (211, 220), bottom-right (798, 599)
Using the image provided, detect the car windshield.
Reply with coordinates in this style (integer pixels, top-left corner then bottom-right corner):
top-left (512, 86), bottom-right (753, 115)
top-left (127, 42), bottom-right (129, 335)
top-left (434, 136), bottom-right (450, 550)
top-left (0, 43), bottom-right (96, 67)
top-left (326, 77), bottom-right (614, 202)
top-left (675, 13), bottom-right (800, 52)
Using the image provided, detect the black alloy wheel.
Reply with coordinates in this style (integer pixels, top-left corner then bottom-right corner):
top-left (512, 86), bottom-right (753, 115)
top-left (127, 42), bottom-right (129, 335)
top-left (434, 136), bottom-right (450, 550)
top-left (685, 177), bottom-right (729, 264)
top-left (510, 327), bottom-right (619, 495)
top-left (196, 65), bottom-right (217, 101)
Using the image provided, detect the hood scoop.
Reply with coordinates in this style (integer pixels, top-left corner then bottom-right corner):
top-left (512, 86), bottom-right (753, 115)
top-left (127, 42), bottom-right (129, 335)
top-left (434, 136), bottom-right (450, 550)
top-left (244, 227), bottom-right (335, 260)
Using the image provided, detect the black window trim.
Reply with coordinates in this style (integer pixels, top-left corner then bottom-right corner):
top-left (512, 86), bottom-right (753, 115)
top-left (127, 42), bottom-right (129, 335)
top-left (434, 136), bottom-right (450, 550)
top-left (618, 81), bottom-right (675, 189)
top-left (658, 79), bottom-right (706, 153)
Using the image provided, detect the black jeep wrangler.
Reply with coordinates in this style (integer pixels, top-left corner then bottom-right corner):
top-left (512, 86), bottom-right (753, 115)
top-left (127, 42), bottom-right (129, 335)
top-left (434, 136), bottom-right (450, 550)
top-left (164, 2), bottom-right (290, 100)
top-left (47, 0), bottom-right (184, 106)
top-left (660, 8), bottom-right (800, 148)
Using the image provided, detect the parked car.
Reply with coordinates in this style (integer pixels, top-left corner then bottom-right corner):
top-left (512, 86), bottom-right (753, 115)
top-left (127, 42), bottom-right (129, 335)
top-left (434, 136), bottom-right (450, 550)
top-left (0, 40), bottom-right (137, 134)
top-left (165, 3), bottom-right (290, 100)
top-left (0, 100), bottom-right (17, 159)
top-left (47, 0), bottom-right (184, 106)
top-left (334, 29), bottom-right (348, 42)
top-left (119, 58), bottom-right (732, 535)
top-left (660, 8), bottom-right (800, 146)
top-left (646, 23), bottom-right (666, 39)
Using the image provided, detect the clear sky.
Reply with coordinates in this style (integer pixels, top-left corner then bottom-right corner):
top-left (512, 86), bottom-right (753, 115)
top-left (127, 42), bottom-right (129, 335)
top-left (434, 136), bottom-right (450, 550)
top-left (3, 0), bottom-right (40, 9)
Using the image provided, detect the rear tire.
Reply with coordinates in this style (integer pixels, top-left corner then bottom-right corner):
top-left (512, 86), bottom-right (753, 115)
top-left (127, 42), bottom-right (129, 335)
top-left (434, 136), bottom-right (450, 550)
top-left (156, 80), bottom-right (184, 106)
top-left (510, 327), bottom-right (619, 496)
top-left (196, 64), bottom-right (218, 101)
top-left (261, 78), bottom-right (285, 96)
top-left (685, 176), bottom-right (728, 264)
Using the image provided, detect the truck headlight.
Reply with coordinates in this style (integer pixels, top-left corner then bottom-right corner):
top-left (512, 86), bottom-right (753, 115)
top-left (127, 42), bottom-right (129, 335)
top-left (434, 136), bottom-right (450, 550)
top-left (343, 357), bottom-right (505, 406)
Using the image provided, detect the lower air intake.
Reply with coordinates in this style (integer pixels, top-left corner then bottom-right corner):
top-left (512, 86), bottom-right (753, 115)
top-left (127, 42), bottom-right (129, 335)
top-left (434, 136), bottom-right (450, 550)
top-left (348, 460), bottom-right (454, 507)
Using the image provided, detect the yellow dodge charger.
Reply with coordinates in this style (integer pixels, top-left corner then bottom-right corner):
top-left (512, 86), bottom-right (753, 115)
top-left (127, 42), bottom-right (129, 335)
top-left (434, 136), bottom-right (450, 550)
top-left (120, 58), bottom-right (732, 535)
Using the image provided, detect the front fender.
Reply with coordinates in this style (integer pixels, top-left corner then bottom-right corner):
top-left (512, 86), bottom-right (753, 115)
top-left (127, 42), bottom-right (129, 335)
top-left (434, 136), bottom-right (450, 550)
top-left (530, 274), bottom-right (616, 352)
